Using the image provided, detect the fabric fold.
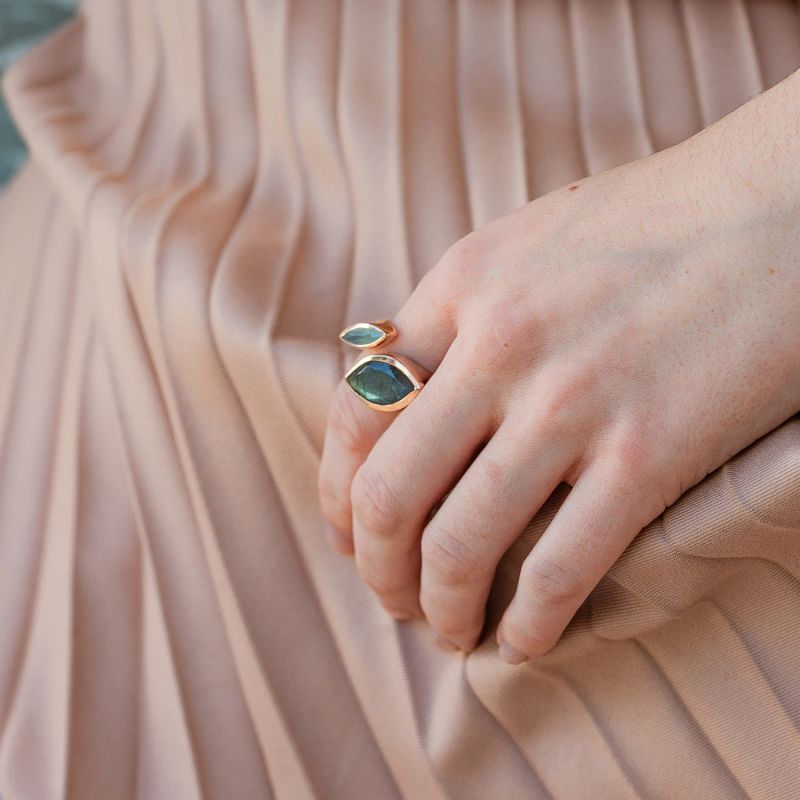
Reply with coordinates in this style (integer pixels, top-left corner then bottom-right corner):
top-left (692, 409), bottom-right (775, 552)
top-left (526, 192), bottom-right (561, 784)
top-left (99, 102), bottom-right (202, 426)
top-left (1, 2), bottom-right (800, 798)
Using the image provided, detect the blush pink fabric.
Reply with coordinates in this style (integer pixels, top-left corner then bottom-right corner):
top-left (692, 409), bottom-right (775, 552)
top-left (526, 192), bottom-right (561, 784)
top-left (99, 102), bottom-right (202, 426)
top-left (1, 1), bottom-right (800, 798)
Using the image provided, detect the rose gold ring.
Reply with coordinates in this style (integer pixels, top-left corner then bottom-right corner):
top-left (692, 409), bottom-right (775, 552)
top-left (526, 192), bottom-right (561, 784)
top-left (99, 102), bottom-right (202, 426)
top-left (338, 320), bottom-right (429, 412)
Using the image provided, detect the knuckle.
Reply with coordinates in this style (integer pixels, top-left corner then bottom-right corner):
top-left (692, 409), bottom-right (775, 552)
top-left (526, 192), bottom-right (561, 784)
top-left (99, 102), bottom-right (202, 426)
top-left (531, 394), bottom-right (572, 442)
top-left (460, 303), bottom-right (542, 377)
top-left (536, 364), bottom-right (599, 431)
top-left (602, 417), bottom-right (666, 493)
top-left (608, 429), bottom-right (650, 480)
top-left (476, 454), bottom-right (506, 488)
top-left (603, 433), bottom-right (677, 520)
top-left (463, 323), bottom-right (507, 373)
top-left (328, 385), bottom-right (370, 454)
top-left (350, 465), bottom-right (402, 538)
top-left (439, 232), bottom-right (485, 285)
top-left (538, 385), bottom-right (576, 430)
top-left (421, 527), bottom-right (482, 585)
top-left (521, 555), bottom-right (586, 606)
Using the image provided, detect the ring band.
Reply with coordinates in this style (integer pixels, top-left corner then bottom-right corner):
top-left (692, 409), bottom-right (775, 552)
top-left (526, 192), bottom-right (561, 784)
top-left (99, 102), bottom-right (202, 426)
top-left (339, 320), bottom-right (429, 412)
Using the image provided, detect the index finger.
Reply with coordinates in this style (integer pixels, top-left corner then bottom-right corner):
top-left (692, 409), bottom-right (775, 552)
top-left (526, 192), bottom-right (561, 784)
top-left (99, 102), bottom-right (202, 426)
top-left (317, 263), bottom-right (459, 558)
top-left (318, 382), bottom-right (392, 554)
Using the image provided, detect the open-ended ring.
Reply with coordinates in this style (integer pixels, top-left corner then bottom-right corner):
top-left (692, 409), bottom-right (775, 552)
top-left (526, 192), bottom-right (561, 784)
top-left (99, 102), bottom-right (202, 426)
top-left (338, 320), bottom-right (430, 412)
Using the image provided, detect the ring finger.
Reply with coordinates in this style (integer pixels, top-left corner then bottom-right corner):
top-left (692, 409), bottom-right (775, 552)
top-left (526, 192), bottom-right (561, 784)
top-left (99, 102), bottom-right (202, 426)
top-left (419, 412), bottom-right (579, 651)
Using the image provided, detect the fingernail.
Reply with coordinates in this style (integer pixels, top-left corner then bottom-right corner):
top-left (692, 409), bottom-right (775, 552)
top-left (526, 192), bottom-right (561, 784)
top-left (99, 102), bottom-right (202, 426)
top-left (498, 639), bottom-right (529, 665)
top-left (324, 522), bottom-right (354, 555)
top-left (383, 605), bottom-right (417, 622)
top-left (433, 633), bottom-right (461, 653)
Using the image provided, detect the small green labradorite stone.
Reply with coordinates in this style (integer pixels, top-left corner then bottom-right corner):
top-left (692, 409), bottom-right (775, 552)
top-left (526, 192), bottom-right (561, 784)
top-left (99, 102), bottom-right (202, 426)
top-left (341, 325), bottom-right (384, 346)
top-left (347, 360), bottom-right (415, 405)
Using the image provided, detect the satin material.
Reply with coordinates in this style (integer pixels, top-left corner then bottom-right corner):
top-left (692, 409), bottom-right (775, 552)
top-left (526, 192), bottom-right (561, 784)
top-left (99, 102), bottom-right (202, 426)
top-left (1, 1), bottom-right (800, 798)
top-left (0, 0), bottom-right (76, 186)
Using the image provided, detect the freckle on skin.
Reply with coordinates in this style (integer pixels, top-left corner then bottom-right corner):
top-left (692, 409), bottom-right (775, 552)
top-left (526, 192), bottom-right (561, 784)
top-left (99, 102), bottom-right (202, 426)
top-left (568, 184), bottom-right (579, 191)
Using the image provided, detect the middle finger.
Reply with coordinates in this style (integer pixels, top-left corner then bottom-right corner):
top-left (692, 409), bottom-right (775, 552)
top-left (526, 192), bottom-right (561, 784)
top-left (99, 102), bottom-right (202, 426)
top-left (350, 342), bottom-right (495, 619)
top-left (420, 412), bottom-right (577, 652)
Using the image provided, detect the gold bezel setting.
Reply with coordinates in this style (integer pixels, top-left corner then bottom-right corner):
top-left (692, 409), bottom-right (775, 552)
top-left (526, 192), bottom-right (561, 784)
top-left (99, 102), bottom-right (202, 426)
top-left (344, 353), bottom-right (426, 412)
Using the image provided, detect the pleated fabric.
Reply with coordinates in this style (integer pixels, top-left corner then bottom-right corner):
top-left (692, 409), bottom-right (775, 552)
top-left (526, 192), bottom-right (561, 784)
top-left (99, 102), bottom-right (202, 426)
top-left (1, 1), bottom-right (800, 798)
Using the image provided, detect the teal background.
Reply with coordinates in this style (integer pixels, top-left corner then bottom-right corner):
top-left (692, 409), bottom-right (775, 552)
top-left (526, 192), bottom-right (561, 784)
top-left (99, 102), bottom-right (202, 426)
top-left (0, 0), bottom-right (77, 188)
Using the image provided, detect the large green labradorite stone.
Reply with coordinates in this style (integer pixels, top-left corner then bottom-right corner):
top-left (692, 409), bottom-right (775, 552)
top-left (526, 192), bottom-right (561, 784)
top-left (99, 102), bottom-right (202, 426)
top-left (347, 360), bottom-right (414, 405)
top-left (341, 325), bottom-right (384, 346)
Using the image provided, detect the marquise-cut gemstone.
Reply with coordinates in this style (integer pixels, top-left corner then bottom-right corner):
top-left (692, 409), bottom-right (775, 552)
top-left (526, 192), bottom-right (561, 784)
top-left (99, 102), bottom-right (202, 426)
top-left (346, 360), bottom-right (415, 405)
top-left (341, 325), bottom-right (385, 347)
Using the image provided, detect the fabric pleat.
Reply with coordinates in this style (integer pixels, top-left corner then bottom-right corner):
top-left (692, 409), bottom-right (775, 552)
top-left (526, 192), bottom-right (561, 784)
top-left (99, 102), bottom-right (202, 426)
top-left (2, 1), bottom-right (800, 798)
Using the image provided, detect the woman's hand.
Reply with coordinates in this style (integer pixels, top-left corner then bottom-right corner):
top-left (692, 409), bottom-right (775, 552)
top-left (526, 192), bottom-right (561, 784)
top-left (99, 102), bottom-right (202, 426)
top-left (318, 70), bottom-right (800, 663)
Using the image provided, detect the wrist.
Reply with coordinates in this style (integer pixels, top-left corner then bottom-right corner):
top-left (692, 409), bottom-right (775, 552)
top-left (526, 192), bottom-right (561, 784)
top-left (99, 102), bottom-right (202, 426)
top-left (695, 67), bottom-right (800, 222)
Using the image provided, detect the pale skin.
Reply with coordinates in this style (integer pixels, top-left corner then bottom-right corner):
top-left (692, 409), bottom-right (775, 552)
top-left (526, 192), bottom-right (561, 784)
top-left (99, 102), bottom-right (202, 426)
top-left (318, 67), bottom-right (800, 664)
